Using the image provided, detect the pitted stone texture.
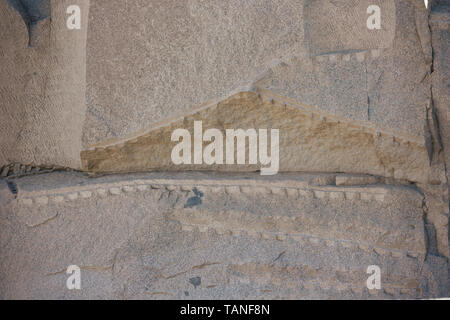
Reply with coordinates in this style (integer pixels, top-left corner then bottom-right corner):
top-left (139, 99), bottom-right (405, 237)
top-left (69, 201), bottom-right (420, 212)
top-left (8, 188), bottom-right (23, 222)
top-left (304, 0), bottom-right (396, 56)
top-left (83, 0), bottom-right (306, 146)
top-left (83, 0), bottom-right (429, 148)
top-left (7, 0), bottom-right (51, 46)
top-left (83, 0), bottom-right (431, 153)
top-left (0, 0), bottom-right (90, 169)
top-left (256, 0), bottom-right (431, 140)
top-left (429, 5), bottom-right (450, 293)
top-left (0, 172), bottom-right (445, 299)
top-left (336, 174), bottom-right (380, 186)
top-left (0, 0), bottom-right (434, 176)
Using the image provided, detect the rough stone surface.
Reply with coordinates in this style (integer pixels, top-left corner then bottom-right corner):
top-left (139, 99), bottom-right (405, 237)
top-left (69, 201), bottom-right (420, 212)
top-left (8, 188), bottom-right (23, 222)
top-left (0, 172), bottom-right (444, 299)
top-left (430, 1), bottom-right (450, 292)
top-left (83, 0), bottom-right (430, 146)
top-left (81, 91), bottom-right (431, 183)
top-left (7, 0), bottom-right (51, 47)
top-left (0, 0), bottom-right (89, 169)
top-left (430, 2), bottom-right (450, 212)
top-left (0, 0), bottom-right (448, 299)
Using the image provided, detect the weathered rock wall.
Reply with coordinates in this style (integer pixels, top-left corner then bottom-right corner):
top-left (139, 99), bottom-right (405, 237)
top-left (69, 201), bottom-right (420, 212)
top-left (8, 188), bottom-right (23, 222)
top-left (0, 0), bottom-right (448, 299)
top-left (430, 0), bottom-right (450, 289)
top-left (83, 0), bottom-right (430, 148)
top-left (0, 172), bottom-right (443, 299)
top-left (81, 91), bottom-right (432, 184)
top-left (0, 0), bottom-right (89, 169)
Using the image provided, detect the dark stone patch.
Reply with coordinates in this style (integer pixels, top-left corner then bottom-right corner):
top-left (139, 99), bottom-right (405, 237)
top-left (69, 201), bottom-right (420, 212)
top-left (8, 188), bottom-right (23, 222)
top-left (184, 187), bottom-right (204, 208)
top-left (6, 180), bottom-right (18, 195)
top-left (189, 277), bottom-right (201, 289)
top-left (192, 187), bottom-right (204, 198)
top-left (8, 0), bottom-right (51, 46)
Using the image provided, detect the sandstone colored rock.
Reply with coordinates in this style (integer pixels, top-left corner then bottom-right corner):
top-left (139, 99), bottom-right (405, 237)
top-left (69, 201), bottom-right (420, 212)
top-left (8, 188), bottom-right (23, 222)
top-left (335, 175), bottom-right (380, 186)
top-left (81, 91), bottom-right (431, 183)
top-left (430, 2), bottom-right (450, 201)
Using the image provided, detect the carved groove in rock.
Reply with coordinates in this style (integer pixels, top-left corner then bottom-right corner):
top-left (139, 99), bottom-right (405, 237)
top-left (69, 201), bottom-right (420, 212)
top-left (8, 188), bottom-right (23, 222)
top-left (2, 171), bottom-right (435, 299)
top-left (81, 91), bottom-right (430, 183)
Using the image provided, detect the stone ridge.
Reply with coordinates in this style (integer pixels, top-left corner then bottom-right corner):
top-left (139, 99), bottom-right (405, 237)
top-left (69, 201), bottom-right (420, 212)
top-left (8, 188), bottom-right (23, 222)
top-left (14, 174), bottom-right (425, 255)
top-left (254, 88), bottom-right (426, 145)
top-left (225, 262), bottom-right (421, 299)
top-left (81, 91), bottom-right (430, 183)
top-left (17, 178), bottom-right (393, 205)
top-left (310, 49), bottom-right (385, 62)
top-left (1, 171), bottom-right (432, 299)
top-left (84, 90), bottom-right (426, 150)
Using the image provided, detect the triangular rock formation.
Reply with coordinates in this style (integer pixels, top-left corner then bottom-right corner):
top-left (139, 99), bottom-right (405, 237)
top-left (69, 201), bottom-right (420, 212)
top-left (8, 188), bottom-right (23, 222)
top-left (82, 91), bottom-right (430, 183)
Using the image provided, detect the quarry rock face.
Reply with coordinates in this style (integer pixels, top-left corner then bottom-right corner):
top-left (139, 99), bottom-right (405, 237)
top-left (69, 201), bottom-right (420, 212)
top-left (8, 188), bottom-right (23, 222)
top-left (0, 0), bottom-right (89, 169)
top-left (83, 0), bottom-right (428, 146)
top-left (0, 0), bottom-right (449, 299)
top-left (81, 91), bottom-right (432, 183)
